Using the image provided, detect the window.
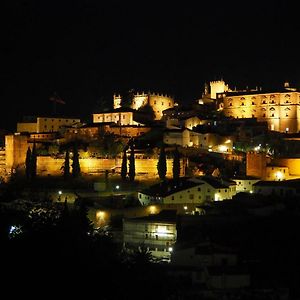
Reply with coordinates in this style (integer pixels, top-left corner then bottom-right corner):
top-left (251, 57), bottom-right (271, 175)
top-left (197, 187), bottom-right (201, 191)
top-left (154, 101), bottom-right (156, 105)
top-left (162, 102), bottom-right (164, 106)
top-left (189, 194), bottom-right (194, 200)
top-left (252, 102), bottom-right (255, 105)
top-left (229, 103), bottom-right (232, 106)
top-left (123, 115), bottom-right (125, 119)
top-left (171, 196), bottom-right (174, 200)
top-left (263, 113), bottom-right (266, 117)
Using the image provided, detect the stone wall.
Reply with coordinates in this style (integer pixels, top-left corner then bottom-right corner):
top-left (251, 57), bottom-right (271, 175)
top-left (37, 156), bottom-right (184, 177)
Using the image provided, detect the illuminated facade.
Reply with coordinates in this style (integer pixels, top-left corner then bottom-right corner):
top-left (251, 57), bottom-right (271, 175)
top-left (246, 151), bottom-right (300, 180)
top-left (17, 116), bottom-right (81, 133)
top-left (223, 89), bottom-right (300, 133)
top-left (113, 92), bottom-right (175, 120)
top-left (123, 210), bottom-right (177, 262)
top-left (93, 107), bottom-right (143, 126)
top-left (138, 177), bottom-right (236, 206)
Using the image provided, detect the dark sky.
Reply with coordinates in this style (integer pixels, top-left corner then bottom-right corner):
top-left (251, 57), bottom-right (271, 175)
top-left (1, 0), bottom-right (299, 131)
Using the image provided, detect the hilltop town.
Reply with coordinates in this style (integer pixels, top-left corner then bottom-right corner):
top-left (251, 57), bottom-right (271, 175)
top-left (1, 80), bottom-right (299, 299)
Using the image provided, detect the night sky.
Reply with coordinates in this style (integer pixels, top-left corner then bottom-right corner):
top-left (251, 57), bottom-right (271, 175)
top-left (1, 0), bottom-right (299, 131)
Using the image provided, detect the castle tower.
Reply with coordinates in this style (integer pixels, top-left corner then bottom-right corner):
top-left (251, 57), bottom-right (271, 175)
top-left (5, 134), bottom-right (28, 171)
top-left (246, 151), bottom-right (268, 179)
top-left (210, 80), bottom-right (228, 100)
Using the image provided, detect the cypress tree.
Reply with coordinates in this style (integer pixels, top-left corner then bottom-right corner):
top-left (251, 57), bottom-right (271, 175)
top-left (25, 147), bottom-right (32, 180)
top-left (63, 148), bottom-right (70, 179)
top-left (121, 149), bottom-right (127, 181)
top-left (128, 144), bottom-right (135, 182)
top-left (72, 143), bottom-right (81, 178)
top-left (157, 146), bottom-right (167, 180)
top-left (172, 147), bottom-right (180, 179)
top-left (30, 142), bottom-right (37, 180)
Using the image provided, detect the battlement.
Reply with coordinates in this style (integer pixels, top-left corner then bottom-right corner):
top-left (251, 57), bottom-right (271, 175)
top-left (114, 91), bottom-right (173, 98)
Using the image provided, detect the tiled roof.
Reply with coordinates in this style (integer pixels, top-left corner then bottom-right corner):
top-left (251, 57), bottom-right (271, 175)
top-left (140, 177), bottom-right (203, 197)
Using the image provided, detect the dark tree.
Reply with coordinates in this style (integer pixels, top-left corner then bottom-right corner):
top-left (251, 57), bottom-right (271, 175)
top-left (172, 147), bottom-right (180, 179)
top-left (62, 148), bottom-right (70, 179)
top-left (121, 149), bottom-right (127, 181)
top-left (136, 103), bottom-right (155, 124)
top-left (30, 142), bottom-right (37, 180)
top-left (25, 147), bottom-right (31, 180)
top-left (72, 143), bottom-right (81, 178)
top-left (128, 144), bottom-right (135, 182)
top-left (157, 146), bottom-right (167, 180)
top-left (120, 89), bottom-right (135, 108)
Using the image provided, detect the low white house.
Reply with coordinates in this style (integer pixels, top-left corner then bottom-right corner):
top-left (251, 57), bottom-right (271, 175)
top-left (138, 177), bottom-right (236, 206)
top-left (253, 179), bottom-right (300, 197)
top-left (163, 128), bottom-right (200, 147)
top-left (123, 210), bottom-right (177, 262)
top-left (170, 241), bottom-right (250, 288)
top-left (232, 177), bottom-right (260, 193)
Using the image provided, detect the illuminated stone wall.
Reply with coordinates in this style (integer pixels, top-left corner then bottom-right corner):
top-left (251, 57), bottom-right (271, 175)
top-left (246, 152), bottom-right (268, 179)
top-left (5, 135), bottom-right (28, 170)
top-left (223, 91), bottom-right (300, 133)
top-left (36, 117), bottom-right (80, 133)
top-left (17, 122), bottom-right (37, 133)
top-left (37, 156), bottom-right (183, 177)
top-left (93, 111), bottom-right (141, 125)
top-left (271, 158), bottom-right (300, 177)
top-left (17, 117), bottom-right (80, 133)
top-left (210, 80), bottom-right (229, 99)
top-left (113, 92), bottom-right (175, 120)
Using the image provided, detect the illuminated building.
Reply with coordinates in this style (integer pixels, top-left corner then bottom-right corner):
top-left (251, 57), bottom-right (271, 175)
top-left (93, 107), bottom-right (143, 126)
top-left (222, 82), bottom-right (300, 133)
top-left (232, 177), bottom-right (260, 193)
top-left (123, 210), bottom-right (177, 262)
top-left (253, 179), bottom-right (300, 196)
top-left (138, 177), bottom-right (236, 206)
top-left (113, 92), bottom-right (175, 120)
top-left (17, 116), bottom-right (81, 133)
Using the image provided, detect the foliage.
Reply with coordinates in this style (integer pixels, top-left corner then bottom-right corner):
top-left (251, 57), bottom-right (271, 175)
top-left (120, 89), bottom-right (134, 108)
top-left (88, 133), bottom-right (124, 158)
top-left (30, 142), bottom-right (37, 180)
top-left (172, 147), bottom-right (180, 179)
top-left (136, 103), bottom-right (155, 124)
top-left (72, 142), bottom-right (81, 178)
top-left (61, 148), bottom-right (70, 179)
top-left (25, 147), bottom-right (31, 180)
top-left (127, 244), bottom-right (154, 266)
top-left (121, 149), bottom-right (127, 181)
top-left (128, 144), bottom-right (135, 182)
top-left (48, 143), bottom-right (60, 156)
top-left (157, 146), bottom-right (167, 180)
